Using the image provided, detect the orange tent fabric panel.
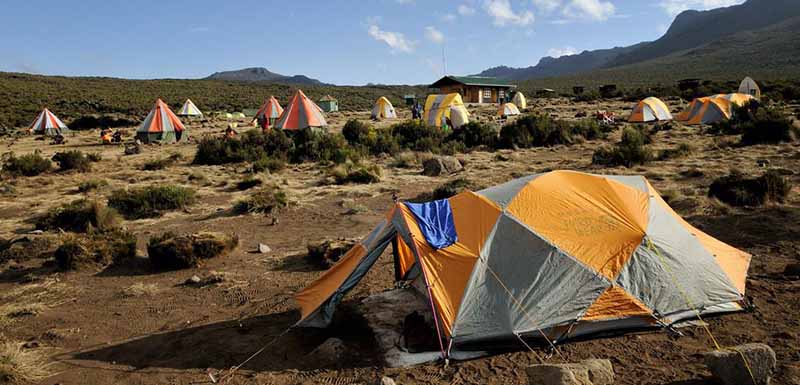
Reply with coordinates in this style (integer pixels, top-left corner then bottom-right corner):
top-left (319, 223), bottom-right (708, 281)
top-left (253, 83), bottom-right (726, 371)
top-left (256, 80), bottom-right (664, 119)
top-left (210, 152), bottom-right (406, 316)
top-left (448, 191), bottom-right (501, 256)
top-left (507, 171), bottom-right (649, 279)
top-left (582, 286), bottom-right (652, 321)
top-left (395, 235), bottom-right (416, 278)
top-left (295, 244), bottom-right (367, 320)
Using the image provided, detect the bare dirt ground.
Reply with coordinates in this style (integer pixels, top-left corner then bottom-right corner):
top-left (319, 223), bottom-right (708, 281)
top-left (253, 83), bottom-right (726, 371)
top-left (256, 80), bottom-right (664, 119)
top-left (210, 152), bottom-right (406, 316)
top-left (1, 98), bottom-right (799, 385)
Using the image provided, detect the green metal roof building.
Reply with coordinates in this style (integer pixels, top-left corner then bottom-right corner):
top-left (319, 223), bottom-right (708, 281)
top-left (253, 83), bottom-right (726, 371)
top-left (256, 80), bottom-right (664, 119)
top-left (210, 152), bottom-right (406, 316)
top-left (430, 76), bottom-right (517, 104)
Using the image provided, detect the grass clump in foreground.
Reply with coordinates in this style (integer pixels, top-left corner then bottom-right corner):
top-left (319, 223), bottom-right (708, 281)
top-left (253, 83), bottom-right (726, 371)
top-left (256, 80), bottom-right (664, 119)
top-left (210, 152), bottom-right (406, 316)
top-left (78, 179), bottom-right (108, 193)
top-left (142, 153), bottom-right (182, 171)
top-left (147, 232), bottom-right (239, 270)
top-left (2, 152), bottom-right (51, 176)
top-left (709, 170), bottom-right (792, 207)
top-left (658, 143), bottom-right (693, 160)
top-left (52, 150), bottom-right (93, 172)
top-left (233, 187), bottom-right (288, 215)
top-left (34, 200), bottom-right (120, 233)
top-left (330, 162), bottom-right (382, 185)
top-left (592, 126), bottom-right (654, 167)
top-left (54, 230), bottom-right (137, 270)
top-left (107, 185), bottom-right (196, 219)
top-left (0, 341), bottom-right (52, 383)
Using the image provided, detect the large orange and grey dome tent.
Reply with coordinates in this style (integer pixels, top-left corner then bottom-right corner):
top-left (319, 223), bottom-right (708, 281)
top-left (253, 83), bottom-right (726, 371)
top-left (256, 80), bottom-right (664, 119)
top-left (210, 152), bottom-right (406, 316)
top-left (628, 97), bottom-right (672, 123)
top-left (274, 89), bottom-right (327, 131)
top-left (29, 108), bottom-right (69, 136)
top-left (677, 93), bottom-right (755, 125)
top-left (136, 99), bottom-right (186, 143)
top-left (295, 171), bottom-right (750, 357)
top-left (253, 96), bottom-right (284, 129)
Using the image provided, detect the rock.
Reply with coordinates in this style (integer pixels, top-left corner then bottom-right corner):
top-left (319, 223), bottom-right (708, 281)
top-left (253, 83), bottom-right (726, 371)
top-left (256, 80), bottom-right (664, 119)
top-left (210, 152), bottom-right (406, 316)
top-left (704, 343), bottom-right (776, 385)
top-left (258, 243), bottom-right (272, 254)
top-left (306, 338), bottom-right (347, 367)
top-left (379, 377), bottom-right (396, 385)
top-left (22, 340), bottom-right (40, 349)
top-left (783, 263), bottom-right (800, 278)
top-left (580, 359), bottom-right (614, 385)
top-left (526, 364), bottom-right (592, 385)
top-left (422, 156), bottom-right (463, 177)
top-left (27, 230), bottom-right (44, 235)
top-left (756, 159), bottom-right (770, 167)
top-left (307, 238), bottom-right (357, 268)
top-left (185, 275), bottom-right (201, 285)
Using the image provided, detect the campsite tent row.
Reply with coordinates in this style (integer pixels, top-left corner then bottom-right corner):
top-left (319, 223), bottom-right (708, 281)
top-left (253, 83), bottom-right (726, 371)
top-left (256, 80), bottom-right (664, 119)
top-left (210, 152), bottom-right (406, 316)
top-left (294, 170), bottom-right (750, 359)
top-left (628, 93), bottom-right (756, 124)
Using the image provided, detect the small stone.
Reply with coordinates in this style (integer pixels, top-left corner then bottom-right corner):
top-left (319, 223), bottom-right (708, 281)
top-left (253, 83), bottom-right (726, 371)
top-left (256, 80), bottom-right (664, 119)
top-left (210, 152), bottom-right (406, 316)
top-left (704, 343), bottom-right (776, 385)
top-left (526, 363), bottom-right (592, 385)
top-left (185, 275), bottom-right (202, 285)
top-left (258, 243), bottom-right (272, 254)
top-left (422, 156), bottom-right (463, 177)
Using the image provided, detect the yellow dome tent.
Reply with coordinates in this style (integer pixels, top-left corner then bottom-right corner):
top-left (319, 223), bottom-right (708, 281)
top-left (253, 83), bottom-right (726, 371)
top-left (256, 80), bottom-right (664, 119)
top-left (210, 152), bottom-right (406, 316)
top-left (628, 97), bottom-right (673, 123)
top-left (423, 93), bottom-right (469, 129)
top-left (677, 94), bottom-right (755, 125)
top-left (512, 92), bottom-right (527, 109)
top-left (497, 103), bottom-right (521, 117)
top-left (371, 97), bottom-right (397, 120)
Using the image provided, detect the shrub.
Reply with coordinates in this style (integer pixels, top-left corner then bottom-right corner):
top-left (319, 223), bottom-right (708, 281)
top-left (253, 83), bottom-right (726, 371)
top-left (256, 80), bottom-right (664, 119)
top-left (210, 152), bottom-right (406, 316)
top-left (34, 200), bottom-right (120, 233)
top-left (391, 120), bottom-right (446, 152)
top-left (193, 129), bottom-right (291, 165)
top-left (251, 156), bottom-right (285, 173)
top-left (342, 119), bottom-right (373, 144)
top-left (740, 108), bottom-right (798, 145)
top-left (498, 114), bottom-right (576, 148)
top-left (233, 187), bottom-right (288, 215)
top-left (235, 177), bottom-right (262, 191)
top-left (708, 170), bottom-right (792, 207)
top-left (0, 341), bottom-right (52, 383)
top-left (52, 150), bottom-right (92, 172)
top-left (54, 231), bottom-right (137, 270)
top-left (592, 127), bottom-right (654, 167)
top-left (86, 152), bottom-right (103, 162)
top-left (446, 121), bottom-right (498, 149)
top-left (659, 143), bottom-right (693, 160)
top-left (330, 163), bottom-right (382, 185)
top-left (569, 119), bottom-right (609, 140)
top-left (107, 185), bottom-right (196, 219)
top-left (142, 158), bottom-right (168, 171)
top-left (3, 153), bottom-right (51, 176)
top-left (290, 129), bottom-right (358, 164)
top-left (432, 178), bottom-right (483, 200)
top-left (147, 232), bottom-right (238, 270)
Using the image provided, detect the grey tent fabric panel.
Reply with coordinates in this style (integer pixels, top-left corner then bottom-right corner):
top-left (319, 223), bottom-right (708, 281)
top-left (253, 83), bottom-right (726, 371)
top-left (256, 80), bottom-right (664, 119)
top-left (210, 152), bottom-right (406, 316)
top-left (295, 222), bottom-right (397, 328)
top-left (477, 174), bottom-right (541, 209)
top-left (643, 107), bottom-right (656, 122)
top-left (616, 202), bottom-right (741, 317)
top-left (451, 214), bottom-right (608, 343)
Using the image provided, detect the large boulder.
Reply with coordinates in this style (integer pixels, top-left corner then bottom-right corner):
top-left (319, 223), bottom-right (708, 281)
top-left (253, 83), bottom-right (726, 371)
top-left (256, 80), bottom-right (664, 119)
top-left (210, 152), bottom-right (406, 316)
top-left (580, 359), bottom-right (614, 385)
top-left (307, 238), bottom-right (357, 268)
top-left (526, 364), bottom-right (592, 385)
top-left (422, 156), bottom-right (463, 177)
top-left (704, 343), bottom-right (777, 385)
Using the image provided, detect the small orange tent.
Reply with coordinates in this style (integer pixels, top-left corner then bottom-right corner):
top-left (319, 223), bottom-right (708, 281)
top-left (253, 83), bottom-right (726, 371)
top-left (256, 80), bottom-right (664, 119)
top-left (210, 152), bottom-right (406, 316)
top-left (252, 96), bottom-right (284, 129)
top-left (136, 99), bottom-right (186, 143)
top-left (274, 90), bottom-right (327, 131)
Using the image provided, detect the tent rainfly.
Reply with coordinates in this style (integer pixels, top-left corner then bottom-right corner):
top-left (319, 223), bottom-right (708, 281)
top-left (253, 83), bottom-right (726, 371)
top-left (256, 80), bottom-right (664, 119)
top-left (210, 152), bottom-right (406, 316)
top-left (29, 108), bottom-right (69, 136)
top-left (628, 97), bottom-right (673, 123)
top-left (677, 93), bottom-right (755, 125)
top-left (274, 89), bottom-right (327, 130)
top-left (738, 77), bottom-right (761, 99)
top-left (136, 99), bottom-right (186, 143)
top-left (177, 99), bottom-right (203, 117)
top-left (512, 92), bottom-right (527, 109)
top-left (295, 170), bottom-right (751, 360)
top-left (497, 103), bottom-right (521, 117)
top-left (371, 97), bottom-right (397, 120)
top-left (253, 96), bottom-right (284, 129)
top-left (423, 93), bottom-right (469, 129)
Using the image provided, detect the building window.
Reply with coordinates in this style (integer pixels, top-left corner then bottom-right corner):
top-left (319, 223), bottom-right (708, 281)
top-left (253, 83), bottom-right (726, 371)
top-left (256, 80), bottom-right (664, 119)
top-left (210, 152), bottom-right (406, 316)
top-left (482, 89), bottom-right (491, 101)
top-left (498, 90), bottom-right (505, 101)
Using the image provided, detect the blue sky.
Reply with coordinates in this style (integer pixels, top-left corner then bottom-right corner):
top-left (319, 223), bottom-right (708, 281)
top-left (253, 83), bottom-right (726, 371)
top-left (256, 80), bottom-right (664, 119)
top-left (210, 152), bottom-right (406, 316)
top-left (0, 0), bottom-right (744, 85)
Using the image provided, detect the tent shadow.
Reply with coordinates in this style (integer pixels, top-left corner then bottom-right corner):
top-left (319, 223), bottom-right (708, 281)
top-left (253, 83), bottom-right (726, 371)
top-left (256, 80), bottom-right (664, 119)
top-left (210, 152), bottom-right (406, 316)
top-left (68, 305), bottom-right (380, 373)
top-left (270, 252), bottom-right (323, 273)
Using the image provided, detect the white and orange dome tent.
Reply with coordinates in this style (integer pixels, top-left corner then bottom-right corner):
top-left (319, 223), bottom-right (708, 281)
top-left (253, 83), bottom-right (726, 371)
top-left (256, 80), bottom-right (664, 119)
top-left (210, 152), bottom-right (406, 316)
top-left (628, 97), bottom-right (673, 123)
top-left (274, 89), bottom-right (327, 131)
top-left (371, 96), bottom-right (397, 120)
top-left (497, 103), bottom-right (521, 117)
top-left (29, 108), bottom-right (69, 136)
top-left (136, 99), bottom-right (186, 143)
top-left (253, 96), bottom-right (284, 129)
top-left (677, 93), bottom-right (755, 125)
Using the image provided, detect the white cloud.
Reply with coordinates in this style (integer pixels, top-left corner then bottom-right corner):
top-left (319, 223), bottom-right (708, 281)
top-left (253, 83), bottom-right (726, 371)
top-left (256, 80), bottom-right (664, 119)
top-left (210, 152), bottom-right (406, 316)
top-left (425, 26), bottom-right (445, 44)
top-left (458, 4), bottom-right (476, 16)
top-left (367, 23), bottom-right (415, 53)
top-left (658, 0), bottom-right (745, 16)
top-left (562, 0), bottom-right (615, 21)
top-left (533, 0), bottom-right (561, 12)
top-left (483, 0), bottom-right (535, 27)
top-left (547, 46), bottom-right (578, 58)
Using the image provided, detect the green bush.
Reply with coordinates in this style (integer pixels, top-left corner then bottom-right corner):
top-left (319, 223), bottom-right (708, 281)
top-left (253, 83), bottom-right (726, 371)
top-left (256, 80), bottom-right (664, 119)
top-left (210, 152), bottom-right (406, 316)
top-left (108, 185), bottom-right (196, 219)
top-left (592, 127), bottom-right (654, 167)
top-left (659, 143), bottom-right (693, 160)
top-left (193, 129), bottom-right (292, 165)
top-left (330, 163), bottom-right (382, 185)
top-left (54, 230), bottom-right (137, 270)
top-left (709, 170), bottom-right (792, 207)
top-left (446, 122), bottom-right (498, 149)
top-left (740, 108), bottom-right (798, 145)
top-left (498, 114), bottom-right (578, 148)
top-left (3, 153), bottom-right (51, 176)
top-left (233, 187), bottom-right (288, 215)
top-left (342, 119), bottom-right (373, 144)
top-left (147, 232), bottom-right (238, 270)
top-left (52, 150), bottom-right (92, 172)
top-left (289, 129), bottom-right (359, 164)
top-left (391, 120), bottom-right (446, 152)
top-left (251, 157), bottom-right (286, 173)
top-left (34, 200), bottom-right (120, 233)
top-left (86, 152), bottom-right (103, 162)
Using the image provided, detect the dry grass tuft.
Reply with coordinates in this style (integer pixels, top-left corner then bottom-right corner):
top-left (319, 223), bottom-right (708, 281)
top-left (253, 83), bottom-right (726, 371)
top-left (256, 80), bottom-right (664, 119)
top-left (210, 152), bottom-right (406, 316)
top-left (0, 341), bottom-right (53, 383)
top-left (117, 283), bottom-right (160, 298)
top-left (0, 303), bottom-right (46, 326)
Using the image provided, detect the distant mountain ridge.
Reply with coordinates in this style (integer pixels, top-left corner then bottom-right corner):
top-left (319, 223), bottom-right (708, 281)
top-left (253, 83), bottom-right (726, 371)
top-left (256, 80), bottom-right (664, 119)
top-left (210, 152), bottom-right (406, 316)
top-left (476, 0), bottom-right (800, 81)
top-left (205, 67), bottom-right (325, 85)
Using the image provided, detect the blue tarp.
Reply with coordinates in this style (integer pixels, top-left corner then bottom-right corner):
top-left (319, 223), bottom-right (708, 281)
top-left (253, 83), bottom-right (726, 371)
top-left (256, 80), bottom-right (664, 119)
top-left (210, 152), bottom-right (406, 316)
top-left (405, 200), bottom-right (458, 250)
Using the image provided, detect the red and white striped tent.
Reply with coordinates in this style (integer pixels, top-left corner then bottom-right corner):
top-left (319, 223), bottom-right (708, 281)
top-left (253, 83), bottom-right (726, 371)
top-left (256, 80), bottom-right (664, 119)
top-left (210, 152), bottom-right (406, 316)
top-left (29, 108), bottom-right (69, 136)
top-left (274, 89), bottom-right (327, 131)
top-left (252, 96), bottom-right (284, 129)
top-left (136, 99), bottom-right (186, 143)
